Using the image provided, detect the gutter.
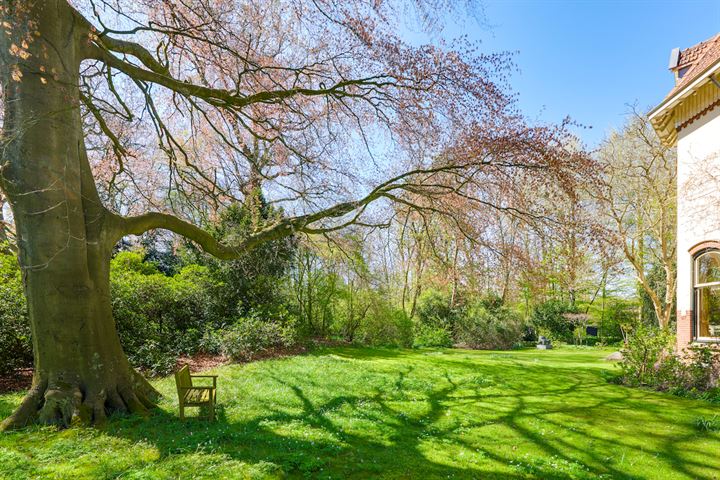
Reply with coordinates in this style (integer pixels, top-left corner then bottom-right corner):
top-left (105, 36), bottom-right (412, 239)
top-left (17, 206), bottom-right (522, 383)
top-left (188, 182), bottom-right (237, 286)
top-left (649, 59), bottom-right (720, 120)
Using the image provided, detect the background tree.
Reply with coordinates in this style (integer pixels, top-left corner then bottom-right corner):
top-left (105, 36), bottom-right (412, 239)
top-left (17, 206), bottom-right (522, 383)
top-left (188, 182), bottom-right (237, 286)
top-left (593, 112), bottom-right (677, 329)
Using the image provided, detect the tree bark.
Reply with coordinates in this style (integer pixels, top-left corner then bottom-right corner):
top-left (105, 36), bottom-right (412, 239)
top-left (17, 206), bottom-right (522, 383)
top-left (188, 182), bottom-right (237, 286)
top-left (0, 0), bottom-right (158, 430)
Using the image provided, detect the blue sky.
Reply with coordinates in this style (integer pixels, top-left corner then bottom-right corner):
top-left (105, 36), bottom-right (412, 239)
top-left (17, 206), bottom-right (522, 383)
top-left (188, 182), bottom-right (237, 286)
top-left (424, 0), bottom-right (720, 147)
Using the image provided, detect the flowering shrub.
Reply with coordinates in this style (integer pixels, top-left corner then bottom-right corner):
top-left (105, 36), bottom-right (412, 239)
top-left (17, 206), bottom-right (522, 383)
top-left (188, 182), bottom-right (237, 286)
top-left (619, 325), bottom-right (720, 401)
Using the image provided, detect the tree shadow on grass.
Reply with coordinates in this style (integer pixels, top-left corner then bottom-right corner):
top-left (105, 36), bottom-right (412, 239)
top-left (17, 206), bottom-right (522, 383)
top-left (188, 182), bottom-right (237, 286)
top-left (105, 368), bottom-right (619, 479)
top-left (13, 348), bottom-right (718, 479)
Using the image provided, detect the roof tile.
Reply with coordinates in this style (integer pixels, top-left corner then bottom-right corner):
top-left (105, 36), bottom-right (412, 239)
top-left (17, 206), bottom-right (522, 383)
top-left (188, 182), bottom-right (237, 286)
top-left (666, 33), bottom-right (720, 99)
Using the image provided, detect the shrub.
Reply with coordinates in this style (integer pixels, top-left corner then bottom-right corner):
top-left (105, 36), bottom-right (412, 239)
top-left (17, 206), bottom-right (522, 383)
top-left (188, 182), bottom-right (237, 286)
top-left (220, 314), bottom-right (297, 362)
top-left (455, 300), bottom-right (525, 350)
top-left (413, 324), bottom-right (453, 348)
top-left (110, 251), bottom-right (223, 374)
top-left (188, 202), bottom-right (297, 319)
top-left (618, 324), bottom-right (675, 387)
top-left (359, 303), bottom-right (413, 348)
top-left (127, 341), bottom-right (177, 377)
top-left (618, 326), bottom-right (720, 400)
top-left (0, 251), bottom-right (32, 375)
top-left (531, 300), bottom-right (578, 343)
top-left (679, 345), bottom-right (720, 393)
top-left (199, 328), bottom-right (224, 355)
top-left (416, 288), bottom-right (457, 331)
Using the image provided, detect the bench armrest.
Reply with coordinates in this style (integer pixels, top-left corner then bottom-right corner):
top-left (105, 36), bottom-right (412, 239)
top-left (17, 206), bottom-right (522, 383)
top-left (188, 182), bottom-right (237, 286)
top-left (189, 375), bottom-right (217, 388)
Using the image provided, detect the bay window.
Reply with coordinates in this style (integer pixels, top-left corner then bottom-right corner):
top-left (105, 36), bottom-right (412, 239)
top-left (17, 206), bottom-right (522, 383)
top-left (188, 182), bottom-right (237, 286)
top-left (694, 249), bottom-right (720, 340)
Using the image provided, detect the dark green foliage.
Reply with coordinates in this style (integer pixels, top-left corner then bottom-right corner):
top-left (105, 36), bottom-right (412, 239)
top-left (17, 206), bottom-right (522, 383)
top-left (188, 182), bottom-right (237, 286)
top-left (0, 250), bottom-right (32, 375)
top-left (412, 324), bottom-right (453, 348)
top-left (191, 202), bottom-right (296, 319)
top-left (414, 291), bottom-right (525, 350)
top-left (110, 251), bottom-right (223, 375)
top-left (357, 300), bottom-right (413, 348)
top-left (102, 200), bottom-right (300, 375)
top-left (415, 288), bottom-right (457, 331)
top-left (140, 232), bottom-right (184, 276)
top-left (531, 299), bottom-right (579, 342)
top-left (220, 313), bottom-right (298, 362)
top-left (413, 288), bottom-right (456, 348)
top-left (455, 297), bottom-right (526, 350)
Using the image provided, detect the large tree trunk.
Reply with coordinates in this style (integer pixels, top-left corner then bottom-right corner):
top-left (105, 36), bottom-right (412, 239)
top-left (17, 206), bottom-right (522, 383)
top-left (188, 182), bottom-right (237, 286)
top-left (0, 0), bottom-right (158, 430)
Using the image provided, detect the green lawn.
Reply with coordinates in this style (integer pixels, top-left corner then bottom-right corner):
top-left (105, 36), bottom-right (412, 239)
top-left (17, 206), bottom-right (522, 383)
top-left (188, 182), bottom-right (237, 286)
top-left (1, 346), bottom-right (718, 479)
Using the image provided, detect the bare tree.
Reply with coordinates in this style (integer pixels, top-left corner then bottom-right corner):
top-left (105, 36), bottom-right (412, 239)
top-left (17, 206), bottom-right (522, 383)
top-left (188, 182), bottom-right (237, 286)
top-left (593, 112), bottom-right (676, 328)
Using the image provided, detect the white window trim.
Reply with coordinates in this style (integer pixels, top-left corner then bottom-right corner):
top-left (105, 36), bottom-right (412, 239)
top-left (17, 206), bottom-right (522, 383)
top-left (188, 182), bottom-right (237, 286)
top-left (694, 251), bottom-right (720, 341)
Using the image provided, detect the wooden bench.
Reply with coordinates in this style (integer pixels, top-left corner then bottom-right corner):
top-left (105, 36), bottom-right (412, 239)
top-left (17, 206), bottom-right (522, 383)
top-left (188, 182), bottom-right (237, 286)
top-left (174, 365), bottom-right (217, 421)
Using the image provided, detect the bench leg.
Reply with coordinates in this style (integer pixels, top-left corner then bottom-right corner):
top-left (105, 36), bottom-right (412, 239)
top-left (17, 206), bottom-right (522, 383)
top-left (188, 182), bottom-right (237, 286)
top-left (209, 401), bottom-right (215, 422)
top-left (179, 404), bottom-right (185, 421)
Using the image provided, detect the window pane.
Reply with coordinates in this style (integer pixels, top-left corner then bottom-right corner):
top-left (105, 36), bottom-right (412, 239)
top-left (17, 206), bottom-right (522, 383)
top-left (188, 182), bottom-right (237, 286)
top-left (696, 251), bottom-right (720, 284)
top-left (697, 285), bottom-right (720, 337)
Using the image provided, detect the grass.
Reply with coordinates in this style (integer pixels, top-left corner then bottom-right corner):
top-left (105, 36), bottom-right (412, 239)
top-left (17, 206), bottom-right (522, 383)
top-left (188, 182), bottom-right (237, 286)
top-left (1, 346), bottom-right (719, 479)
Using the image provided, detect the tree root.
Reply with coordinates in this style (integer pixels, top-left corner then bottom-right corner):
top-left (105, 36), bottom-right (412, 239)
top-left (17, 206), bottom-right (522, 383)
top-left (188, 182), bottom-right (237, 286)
top-left (37, 385), bottom-right (83, 426)
top-left (0, 381), bottom-right (46, 431)
top-left (0, 370), bottom-right (162, 431)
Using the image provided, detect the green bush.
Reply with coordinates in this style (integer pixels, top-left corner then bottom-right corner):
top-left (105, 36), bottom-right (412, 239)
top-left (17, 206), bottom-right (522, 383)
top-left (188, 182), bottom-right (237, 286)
top-left (678, 345), bottom-right (720, 394)
top-left (600, 298), bottom-right (635, 343)
top-left (128, 341), bottom-right (177, 377)
top-left (220, 314), bottom-right (297, 362)
top-left (110, 251), bottom-right (222, 375)
top-left (619, 326), bottom-right (720, 401)
top-left (358, 301), bottom-right (413, 348)
top-left (199, 328), bottom-right (224, 355)
top-left (531, 300), bottom-right (578, 343)
top-left (618, 324), bottom-right (676, 387)
top-left (455, 299), bottom-right (525, 350)
top-left (413, 324), bottom-right (453, 348)
top-left (416, 288), bottom-right (457, 331)
top-left (188, 202), bottom-right (296, 319)
top-left (0, 250), bottom-right (32, 375)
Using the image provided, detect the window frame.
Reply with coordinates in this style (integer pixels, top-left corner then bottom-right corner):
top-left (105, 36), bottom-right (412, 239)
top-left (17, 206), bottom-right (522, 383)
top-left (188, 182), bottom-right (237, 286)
top-left (693, 249), bottom-right (720, 342)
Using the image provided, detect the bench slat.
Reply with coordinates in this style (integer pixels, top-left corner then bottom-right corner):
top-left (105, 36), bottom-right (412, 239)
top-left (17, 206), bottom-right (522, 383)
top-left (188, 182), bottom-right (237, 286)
top-left (175, 365), bottom-right (217, 420)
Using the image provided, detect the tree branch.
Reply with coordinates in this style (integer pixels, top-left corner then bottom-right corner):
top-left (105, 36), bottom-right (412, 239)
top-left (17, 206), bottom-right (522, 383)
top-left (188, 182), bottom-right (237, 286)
top-left (112, 162), bottom-right (482, 258)
top-left (86, 43), bottom-right (395, 111)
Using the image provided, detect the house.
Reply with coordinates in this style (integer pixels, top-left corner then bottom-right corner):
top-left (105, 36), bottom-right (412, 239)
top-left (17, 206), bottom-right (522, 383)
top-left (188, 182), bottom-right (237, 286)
top-left (649, 33), bottom-right (720, 350)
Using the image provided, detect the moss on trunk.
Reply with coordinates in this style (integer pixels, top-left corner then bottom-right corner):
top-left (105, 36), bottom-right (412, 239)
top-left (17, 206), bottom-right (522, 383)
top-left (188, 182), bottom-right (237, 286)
top-left (0, 0), bottom-right (159, 430)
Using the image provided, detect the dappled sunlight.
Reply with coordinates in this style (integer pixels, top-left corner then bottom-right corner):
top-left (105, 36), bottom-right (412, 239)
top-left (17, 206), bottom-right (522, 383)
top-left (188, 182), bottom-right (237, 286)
top-left (1, 347), bottom-right (719, 479)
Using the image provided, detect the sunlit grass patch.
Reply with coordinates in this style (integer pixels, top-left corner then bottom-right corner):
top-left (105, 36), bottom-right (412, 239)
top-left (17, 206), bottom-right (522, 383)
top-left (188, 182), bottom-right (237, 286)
top-left (1, 346), bottom-right (719, 479)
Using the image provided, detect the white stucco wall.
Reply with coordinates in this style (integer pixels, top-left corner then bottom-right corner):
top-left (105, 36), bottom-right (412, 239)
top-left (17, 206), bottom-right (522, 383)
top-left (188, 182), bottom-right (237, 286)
top-left (676, 106), bottom-right (720, 312)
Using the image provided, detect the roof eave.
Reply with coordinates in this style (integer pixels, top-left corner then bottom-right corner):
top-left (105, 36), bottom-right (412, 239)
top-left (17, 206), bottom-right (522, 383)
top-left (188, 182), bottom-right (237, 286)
top-left (648, 58), bottom-right (720, 147)
top-left (649, 58), bottom-right (720, 120)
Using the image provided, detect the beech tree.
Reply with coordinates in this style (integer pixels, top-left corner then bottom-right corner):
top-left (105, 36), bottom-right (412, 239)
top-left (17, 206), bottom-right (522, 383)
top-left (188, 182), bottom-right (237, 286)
top-left (0, 0), bottom-right (589, 429)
